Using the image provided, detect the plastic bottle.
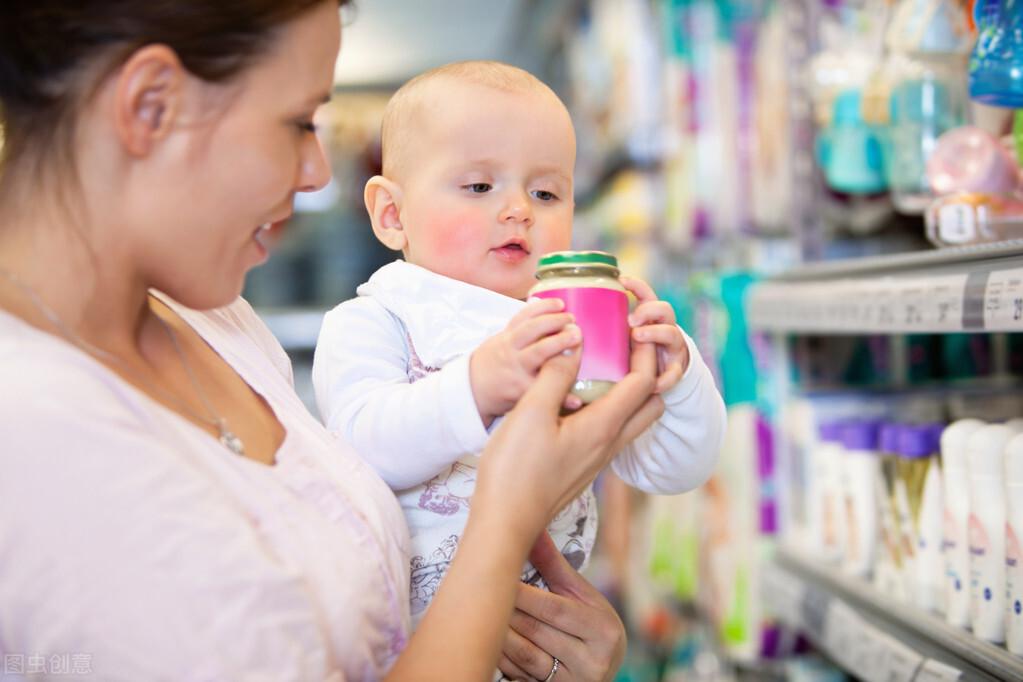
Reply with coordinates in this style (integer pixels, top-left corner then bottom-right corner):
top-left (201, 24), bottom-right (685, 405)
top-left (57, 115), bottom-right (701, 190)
top-left (839, 421), bottom-right (880, 577)
top-left (893, 425), bottom-right (931, 597)
top-left (813, 422), bottom-right (846, 563)
top-left (875, 423), bottom-right (907, 599)
top-left (967, 423), bottom-right (1023, 642)
top-left (941, 418), bottom-right (986, 629)
top-left (924, 191), bottom-right (1023, 247)
top-left (916, 424), bottom-right (946, 612)
top-left (1005, 431), bottom-right (1023, 656)
top-left (529, 251), bottom-right (629, 403)
top-left (969, 0), bottom-right (1023, 107)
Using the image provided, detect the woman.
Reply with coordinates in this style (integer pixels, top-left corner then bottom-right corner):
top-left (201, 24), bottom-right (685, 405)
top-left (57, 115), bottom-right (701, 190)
top-left (0, 1), bottom-right (664, 680)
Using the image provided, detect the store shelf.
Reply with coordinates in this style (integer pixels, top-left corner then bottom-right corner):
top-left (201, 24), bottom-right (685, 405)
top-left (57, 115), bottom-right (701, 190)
top-left (257, 308), bottom-right (325, 352)
top-left (765, 548), bottom-right (1023, 682)
top-left (747, 240), bottom-right (1023, 334)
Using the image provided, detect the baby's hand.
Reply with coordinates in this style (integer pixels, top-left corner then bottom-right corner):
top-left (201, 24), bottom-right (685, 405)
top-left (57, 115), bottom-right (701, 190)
top-left (470, 298), bottom-right (582, 427)
top-left (620, 276), bottom-right (689, 394)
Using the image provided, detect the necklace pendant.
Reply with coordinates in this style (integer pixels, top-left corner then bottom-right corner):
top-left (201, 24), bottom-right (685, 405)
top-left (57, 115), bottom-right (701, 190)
top-left (217, 420), bottom-right (246, 456)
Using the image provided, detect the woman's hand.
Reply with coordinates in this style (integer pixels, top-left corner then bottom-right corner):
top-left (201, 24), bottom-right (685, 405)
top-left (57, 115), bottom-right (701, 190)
top-left (499, 532), bottom-right (626, 682)
top-left (474, 334), bottom-right (664, 546)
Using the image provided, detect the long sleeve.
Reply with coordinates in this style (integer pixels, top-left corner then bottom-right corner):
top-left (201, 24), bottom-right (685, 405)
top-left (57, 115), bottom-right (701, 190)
top-left (611, 330), bottom-right (725, 494)
top-left (312, 298), bottom-right (489, 491)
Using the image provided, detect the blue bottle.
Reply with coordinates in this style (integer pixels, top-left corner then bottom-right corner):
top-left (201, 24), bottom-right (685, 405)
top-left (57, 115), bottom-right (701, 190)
top-left (969, 0), bottom-right (1023, 107)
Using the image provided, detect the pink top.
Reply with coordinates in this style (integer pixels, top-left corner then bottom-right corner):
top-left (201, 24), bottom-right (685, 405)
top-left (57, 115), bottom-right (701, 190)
top-left (0, 294), bottom-right (412, 681)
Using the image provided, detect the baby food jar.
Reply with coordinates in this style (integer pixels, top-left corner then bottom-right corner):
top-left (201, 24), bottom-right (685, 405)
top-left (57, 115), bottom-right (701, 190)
top-left (528, 251), bottom-right (629, 404)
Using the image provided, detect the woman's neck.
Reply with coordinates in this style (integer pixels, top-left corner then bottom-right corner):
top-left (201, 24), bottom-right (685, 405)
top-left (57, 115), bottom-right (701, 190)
top-left (0, 198), bottom-right (153, 357)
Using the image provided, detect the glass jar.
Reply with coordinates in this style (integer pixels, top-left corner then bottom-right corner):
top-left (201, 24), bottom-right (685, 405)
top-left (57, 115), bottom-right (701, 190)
top-left (528, 251), bottom-right (629, 404)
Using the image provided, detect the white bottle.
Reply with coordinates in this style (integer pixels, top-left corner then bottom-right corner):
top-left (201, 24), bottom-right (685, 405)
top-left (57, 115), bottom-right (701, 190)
top-left (1005, 432), bottom-right (1023, 656)
top-left (967, 423), bottom-right (1023, 642)
top-left (839, 421), bottom-right (880, 577)
top-left (917, 425), bottom-right (945, 613)
top-left (941, 418), bottom-right (985, 629)
top-left (813, 422), bottom-right (846, 563)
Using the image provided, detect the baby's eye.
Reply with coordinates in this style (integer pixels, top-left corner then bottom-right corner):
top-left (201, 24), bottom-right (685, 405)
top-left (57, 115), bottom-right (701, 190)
top-left (296, 121), bottom-right (318, 134)
top-left (464, 183), bottom-right (492, 194)
top-left (533, 189), bottom-right (558, 201)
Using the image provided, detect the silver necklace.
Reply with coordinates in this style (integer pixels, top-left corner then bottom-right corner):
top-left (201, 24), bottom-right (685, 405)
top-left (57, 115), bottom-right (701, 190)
top-left (0, 268), bottom-right (246, 456)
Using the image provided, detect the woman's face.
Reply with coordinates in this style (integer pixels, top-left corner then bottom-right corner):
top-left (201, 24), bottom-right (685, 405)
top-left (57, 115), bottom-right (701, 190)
top-left (136, 0), bottom-right (340, 309)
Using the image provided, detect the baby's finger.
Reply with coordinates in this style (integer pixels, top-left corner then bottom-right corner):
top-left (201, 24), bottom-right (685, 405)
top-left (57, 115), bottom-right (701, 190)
top-left (628, 300), bottom-right (676, 327)
top-left (510, 312), bottom-right (575, 349)
top-left (508, 297), bottom-right (565, 327)
top-left (521, 324), bottom-right (582, 370)
top-left (619, 275), bottom-right (658, 304)
top-left (631, 323), bottom-right (684, 353)
top-left (654, 361), bottom-right (684, 394)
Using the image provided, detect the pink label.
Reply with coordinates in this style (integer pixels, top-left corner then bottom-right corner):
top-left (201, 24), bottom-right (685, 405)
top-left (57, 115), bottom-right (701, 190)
top-left (533, 286), bottom-right (629, 383)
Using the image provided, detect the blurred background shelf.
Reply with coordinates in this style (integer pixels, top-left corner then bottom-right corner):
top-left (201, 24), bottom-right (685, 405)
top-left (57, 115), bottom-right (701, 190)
top-left (766, 548), bottom-right (1023, 682)
top-left (748, 240), bottom-right (1023, 334)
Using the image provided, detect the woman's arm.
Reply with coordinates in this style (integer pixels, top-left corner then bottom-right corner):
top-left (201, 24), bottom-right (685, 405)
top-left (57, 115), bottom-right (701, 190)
top-left (385, 340), bottom-right (662, 681)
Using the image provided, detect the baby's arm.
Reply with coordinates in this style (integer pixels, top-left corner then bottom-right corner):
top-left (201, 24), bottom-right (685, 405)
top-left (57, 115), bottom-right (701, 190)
top-left (610, 331), bottom-right (725, 493)
top-left (608, 277), bottom-right (725, 493)
top-left (313, 298), bottom-right (490, 490)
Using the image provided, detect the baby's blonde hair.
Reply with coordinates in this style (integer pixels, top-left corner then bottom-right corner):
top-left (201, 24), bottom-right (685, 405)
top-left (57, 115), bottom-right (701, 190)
top-left (380, 60), bottom-right (564, 180)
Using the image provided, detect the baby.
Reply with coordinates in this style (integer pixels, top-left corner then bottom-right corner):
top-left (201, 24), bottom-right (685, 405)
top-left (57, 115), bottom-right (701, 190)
top-left (312, 61), bottom-right (724, 633)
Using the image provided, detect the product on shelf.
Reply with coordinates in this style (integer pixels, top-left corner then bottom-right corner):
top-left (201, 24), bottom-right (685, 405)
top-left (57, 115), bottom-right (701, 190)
top-left (926, 126), bottom-right (1021, 196)
top-left (940, 418), bottom-right (986, 629)
top-left (875, 422), bottom-right (908, 600)
top-left (924, 190), bottom-right (1023, 246)
top-left (812, 422), bottom-right (847, 563)
top-left (966, 422), bottom-right (1023, 643)
top-left (839, 421), bottom-right (880, 577)
top-left (969, 0), bottom-right (1023, 107)
top-left (916, 423), bottom-right (945, 613)
top-left (817, 90), bottom-right (888, 195)
top-left (1007, 431), bottom-right (1023, 657)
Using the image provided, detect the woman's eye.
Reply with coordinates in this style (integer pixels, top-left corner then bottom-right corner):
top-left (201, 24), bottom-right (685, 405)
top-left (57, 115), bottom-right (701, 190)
top-left (297, 121), bottom-right (318, 134)
top-left (465, 183), bottom-right (492, 193)
top-left (533, 190), bottom-right (558, 201)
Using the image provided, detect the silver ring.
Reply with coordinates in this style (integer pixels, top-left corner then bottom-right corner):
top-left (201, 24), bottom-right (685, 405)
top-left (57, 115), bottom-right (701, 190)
top-left (542, 656), bottom-right (559, 682)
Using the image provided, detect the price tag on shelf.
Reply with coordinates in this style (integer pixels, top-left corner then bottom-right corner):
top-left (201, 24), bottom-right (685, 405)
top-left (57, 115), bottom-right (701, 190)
top-left (762, 564), bottom-right (807, 629)
top-left (873, 631), bottom-right (925, 682)
top-left (983, 267), bottom-right (1023, 331)
top-left (912, 659), bottom-right (962, 682)
top-left (923, 274), bottom-right (967, 332)
top-left (824, 600), bottom-right (860, 670)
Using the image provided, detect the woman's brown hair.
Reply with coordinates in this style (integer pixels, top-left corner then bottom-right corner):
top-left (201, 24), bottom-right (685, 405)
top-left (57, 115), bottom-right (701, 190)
top-left (0, 0), bottom-right (350, 180)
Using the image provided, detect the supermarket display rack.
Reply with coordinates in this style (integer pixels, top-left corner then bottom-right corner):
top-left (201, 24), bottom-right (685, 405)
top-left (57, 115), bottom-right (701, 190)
top-left (766, 548), bottom-right (1023, 682)
top-left (749, 241), bottom-right (1023, 681)
top-left (748, 239), bottom-right (1023, 335)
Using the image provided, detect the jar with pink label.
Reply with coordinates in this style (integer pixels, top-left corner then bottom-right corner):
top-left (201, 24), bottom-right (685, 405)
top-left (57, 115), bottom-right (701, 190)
top-left (529, 251), bottom-right (629, 404)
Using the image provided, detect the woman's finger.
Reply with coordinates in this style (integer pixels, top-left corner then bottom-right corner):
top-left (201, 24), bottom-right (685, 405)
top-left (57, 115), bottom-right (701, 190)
top-left (512, 343), bottom-right (583, 417)
top-left (497, 654), bottom-right (533, 681)
top-left (501, 626), bottom-right (565, 681)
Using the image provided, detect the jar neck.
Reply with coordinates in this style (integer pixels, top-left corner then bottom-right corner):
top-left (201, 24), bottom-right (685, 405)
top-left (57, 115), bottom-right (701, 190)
top-left (536, 264), bottom-right (620, 280)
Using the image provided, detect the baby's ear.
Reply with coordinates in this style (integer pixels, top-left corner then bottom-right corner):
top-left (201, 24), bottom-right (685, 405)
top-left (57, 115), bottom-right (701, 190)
top-left (364, 176), bottom-right (406, 251)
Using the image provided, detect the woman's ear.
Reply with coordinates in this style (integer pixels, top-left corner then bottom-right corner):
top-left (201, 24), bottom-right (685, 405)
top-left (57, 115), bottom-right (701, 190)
top-left (364, 175), bottom-right (407, 252)
top-left (113, 44), bottom-right (185, 157)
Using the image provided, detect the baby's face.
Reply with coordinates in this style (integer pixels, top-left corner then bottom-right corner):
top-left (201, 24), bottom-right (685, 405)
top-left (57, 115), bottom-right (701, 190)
top-left (397, 82), bottom-right (575, 299)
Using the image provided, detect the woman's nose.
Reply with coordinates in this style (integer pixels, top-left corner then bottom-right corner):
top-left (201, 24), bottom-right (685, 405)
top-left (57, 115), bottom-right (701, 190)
top-left (296, 134), bottom-right (332, 193)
